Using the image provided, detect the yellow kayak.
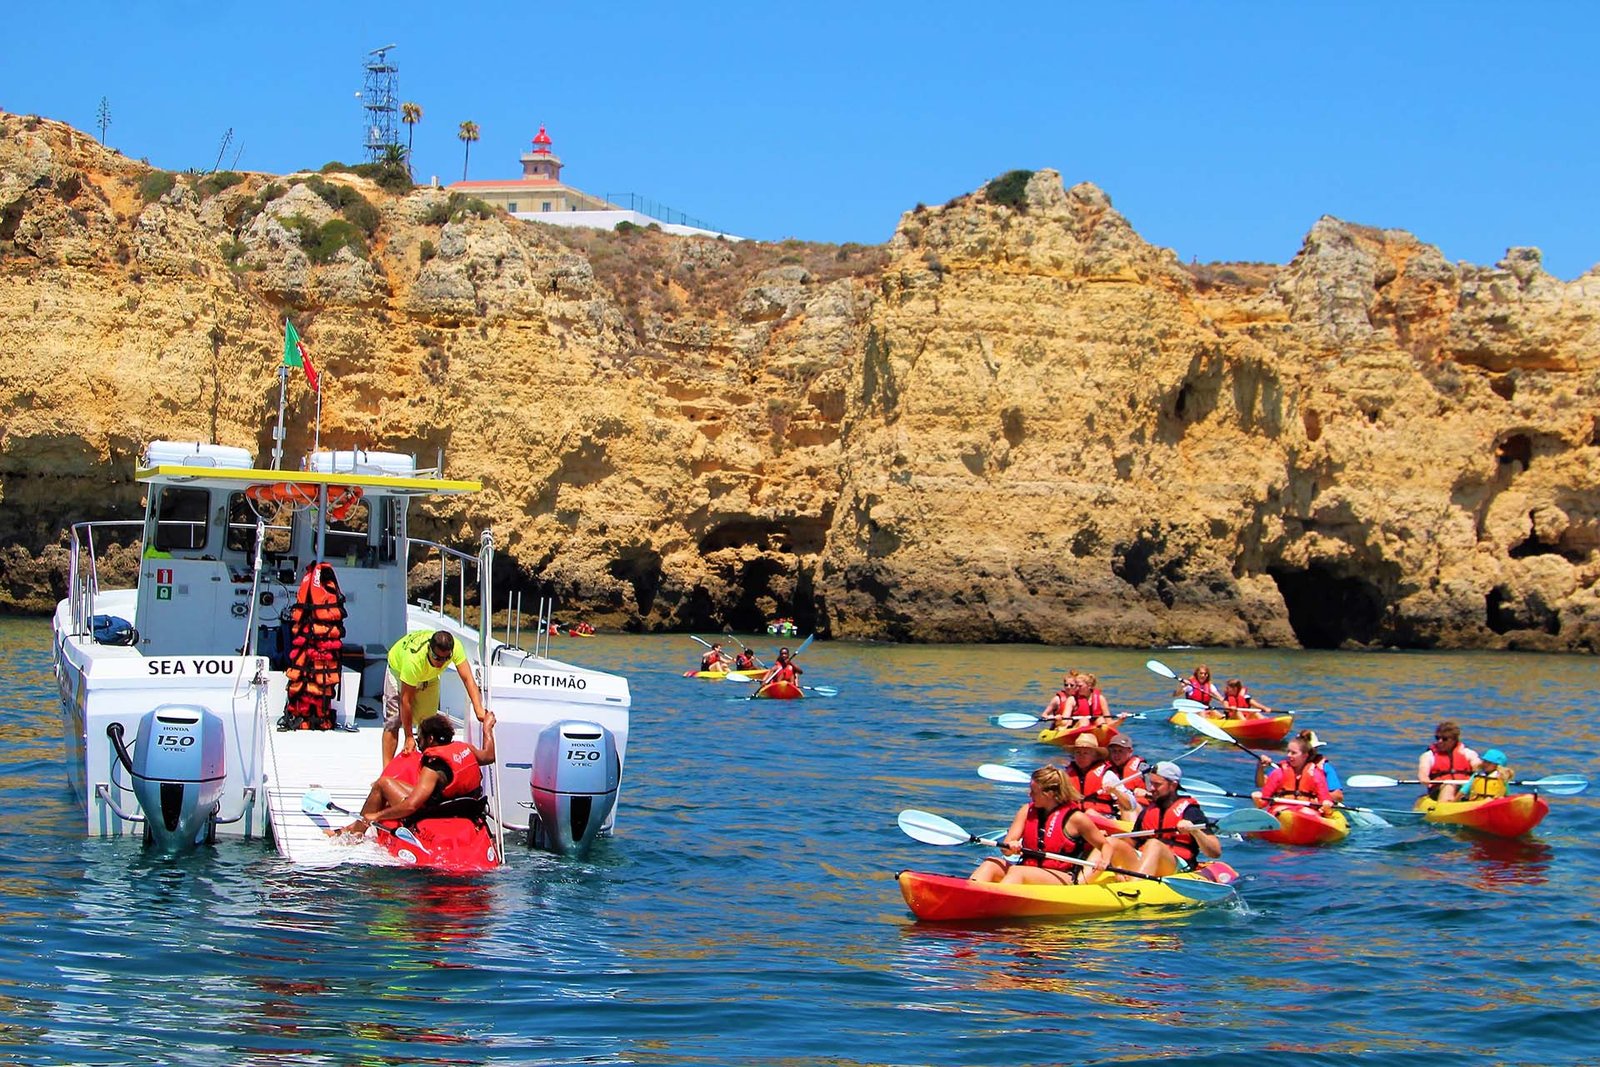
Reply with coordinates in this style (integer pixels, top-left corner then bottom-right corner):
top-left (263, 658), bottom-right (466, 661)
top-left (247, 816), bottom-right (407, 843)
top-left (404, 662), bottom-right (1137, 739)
top-left (682, 668), bottom-right (765, 681)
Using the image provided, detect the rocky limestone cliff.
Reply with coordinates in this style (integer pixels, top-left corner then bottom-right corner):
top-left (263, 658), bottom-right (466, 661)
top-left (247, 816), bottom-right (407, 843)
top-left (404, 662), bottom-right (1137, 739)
top-left (2, 114), bottom-right (1596, 651)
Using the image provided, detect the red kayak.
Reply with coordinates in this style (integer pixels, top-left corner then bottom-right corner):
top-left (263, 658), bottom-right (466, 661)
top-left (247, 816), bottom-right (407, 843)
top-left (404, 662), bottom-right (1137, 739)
top-left (1253, 804), bottom-right (1350, 847)
top-left (372, 751), bottom-right (501, 871)
top-left (1415, 793), bottom-right (1549, 838)
top-left (752, 679), bottom-right (804, 699)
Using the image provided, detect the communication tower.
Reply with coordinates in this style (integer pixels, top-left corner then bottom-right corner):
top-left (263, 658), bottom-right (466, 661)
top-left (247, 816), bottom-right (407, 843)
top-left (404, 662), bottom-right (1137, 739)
top-left (360, 44), bottom-right (400, 163)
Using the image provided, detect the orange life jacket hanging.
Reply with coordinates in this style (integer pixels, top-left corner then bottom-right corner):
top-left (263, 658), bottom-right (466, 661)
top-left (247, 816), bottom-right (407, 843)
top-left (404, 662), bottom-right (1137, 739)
top-left (279, 561), bottom-right (348, 730)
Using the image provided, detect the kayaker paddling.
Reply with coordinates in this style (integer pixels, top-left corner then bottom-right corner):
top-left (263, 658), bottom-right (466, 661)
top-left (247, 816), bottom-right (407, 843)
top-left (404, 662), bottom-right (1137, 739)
top-left (1128, 762), bottom-right (1222, 877)
top-left (1418, 721), bottom-right (1480, 802)
top-left (1174, 664), bottom-right (1223, 708)
top-left (1065, 734), bottom-right (1138, 819)
top-left (1252, 737), bottom-right (1335, 817)
top-left (968, 765), bottom-right (1137, 886)
top-left (1040, 671), bottom-right (1081, 728)
top-left (1221, 677), bottom-right (1273, 719)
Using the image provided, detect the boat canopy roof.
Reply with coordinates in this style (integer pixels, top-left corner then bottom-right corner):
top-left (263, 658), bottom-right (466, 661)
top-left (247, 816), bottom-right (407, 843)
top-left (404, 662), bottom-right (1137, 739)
top-left (135, 464), bottom-right (481, 497)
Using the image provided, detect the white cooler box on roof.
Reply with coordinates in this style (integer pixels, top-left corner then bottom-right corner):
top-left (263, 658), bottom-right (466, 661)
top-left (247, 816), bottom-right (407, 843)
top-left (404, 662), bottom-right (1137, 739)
top-left (142, 441), bottom-right (255, 469)
top-left (308, 450), bottom-right (417, 477)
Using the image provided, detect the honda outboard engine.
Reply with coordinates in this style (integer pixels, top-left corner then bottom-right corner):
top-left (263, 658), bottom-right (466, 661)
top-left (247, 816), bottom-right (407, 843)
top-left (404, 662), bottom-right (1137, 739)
top-left (108, 704), bottom-right (226, 852)
top-left (528, 720), bottom-right (619, 857)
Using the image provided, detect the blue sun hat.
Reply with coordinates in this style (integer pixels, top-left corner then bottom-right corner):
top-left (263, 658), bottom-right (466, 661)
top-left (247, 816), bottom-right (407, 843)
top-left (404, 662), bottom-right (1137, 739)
top-left (1480, 747), bottom-right (1507, 767)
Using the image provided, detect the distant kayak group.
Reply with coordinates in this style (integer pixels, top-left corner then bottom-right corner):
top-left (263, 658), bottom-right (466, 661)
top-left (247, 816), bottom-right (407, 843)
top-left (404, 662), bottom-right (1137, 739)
top-left (683, 634), bottom-right (837, 699)
top-left (899, 657), bottom-right (1588, 922)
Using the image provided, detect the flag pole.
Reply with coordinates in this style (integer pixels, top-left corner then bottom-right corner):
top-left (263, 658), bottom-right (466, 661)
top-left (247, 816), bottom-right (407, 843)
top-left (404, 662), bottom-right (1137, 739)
top-left (271, 364), bottom-right (288, 470)
top-left (313, 380), bottom-right (323, 459)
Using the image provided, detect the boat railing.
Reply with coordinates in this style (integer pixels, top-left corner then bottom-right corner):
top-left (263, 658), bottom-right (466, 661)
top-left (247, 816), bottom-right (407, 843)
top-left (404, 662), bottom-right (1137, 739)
top-left (66, 520), bottom-right (145, 636)
top-left (407, 537), bottom-right (480, 629)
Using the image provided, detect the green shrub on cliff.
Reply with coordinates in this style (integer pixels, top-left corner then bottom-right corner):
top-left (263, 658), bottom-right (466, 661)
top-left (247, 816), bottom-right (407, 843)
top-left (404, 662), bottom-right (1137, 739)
top-left (195, 171), bottom-right (244, 199)
top-left (985, 170), bottom-right (1034, 212)
top-left (282, 213), bottom-right (368, 263)
top-left (138, 171), bottom-right (176, 202)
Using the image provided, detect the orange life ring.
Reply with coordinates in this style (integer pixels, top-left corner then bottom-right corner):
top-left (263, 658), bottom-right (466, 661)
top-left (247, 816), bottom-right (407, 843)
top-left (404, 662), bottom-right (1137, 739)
top-left (279, 483), bottom-right (317, 506)
top-left (325, 484), bottom-right (363, 522)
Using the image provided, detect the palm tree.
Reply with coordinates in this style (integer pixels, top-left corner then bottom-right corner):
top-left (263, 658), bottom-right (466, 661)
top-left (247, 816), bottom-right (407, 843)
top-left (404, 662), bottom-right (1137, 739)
top-left (458, 120), bottom-right (480, 182)
top-left (401, 102), bottom-right (422, 176)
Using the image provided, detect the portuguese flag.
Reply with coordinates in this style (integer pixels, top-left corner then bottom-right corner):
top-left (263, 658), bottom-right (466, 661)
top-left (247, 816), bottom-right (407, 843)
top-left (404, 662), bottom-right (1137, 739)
top-left (283, 319), bottom-right (319, 392)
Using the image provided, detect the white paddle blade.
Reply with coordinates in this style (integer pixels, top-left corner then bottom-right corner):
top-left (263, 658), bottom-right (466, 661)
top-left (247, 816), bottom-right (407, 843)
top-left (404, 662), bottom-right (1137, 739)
top-left (1521, 774), bottom-right (1588, 795)
top-left (1172, 697), bottom-right (1211, 712)
top-left (300, 788), bottom-right (335, 815)
top-left (1218, 808), bottom-right (1283, 833)
top-left (897, 809), bottom-right (974, 846)
top-left (993, 713), bottom-right (1042, 730)
top-left (1344, 808), bottom-right (1394, 830)
top-left (1145, 659), bottom-right (1178, 679)
top-left (808, 686), bottom-right (839, 697)
top-left (977, 764), bottom-right (1031, 784)
top-left (1183, 711), bottom-right (1234, 744)
top-left (1160, 874), bottom-right (1238, 904)
top-left (1178, 778), bottom-right (1230, 797)
top-left (1345, 774), bottom-right (1403, 789)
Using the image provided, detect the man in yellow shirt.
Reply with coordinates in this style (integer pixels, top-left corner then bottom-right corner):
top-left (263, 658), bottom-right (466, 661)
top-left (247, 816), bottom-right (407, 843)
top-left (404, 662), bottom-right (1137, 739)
top-left (380, 629), bottom-right (488, 767)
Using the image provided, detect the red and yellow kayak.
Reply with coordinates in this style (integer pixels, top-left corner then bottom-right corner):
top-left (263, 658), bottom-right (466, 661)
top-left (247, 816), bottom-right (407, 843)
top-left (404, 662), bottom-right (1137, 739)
top-left (1253, 804), bottom-right (1349, 847)
top-left (376, 816), bottom-right (500, 872)
top-left (683, 668), bottom-right (765, 681)
top-left (1168, 709), bottom-right (1295, 745)
top-left (897, 863), bottom-right (1240, 922)
top-left (1415, 793), bottom-right (1549, 838)
top-left (752, 679), bottom-right (804, 700)
top-left (1036, 721), bottom-right (1121, 747)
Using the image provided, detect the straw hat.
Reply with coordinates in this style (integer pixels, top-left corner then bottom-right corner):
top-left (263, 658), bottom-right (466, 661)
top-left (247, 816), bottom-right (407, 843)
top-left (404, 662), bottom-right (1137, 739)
top-left (1067, 734), bottom-right (1105, 756)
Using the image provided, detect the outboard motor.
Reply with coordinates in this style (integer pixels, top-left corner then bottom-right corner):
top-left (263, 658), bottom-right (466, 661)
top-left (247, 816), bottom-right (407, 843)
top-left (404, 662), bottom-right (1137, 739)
top-left (108, 704), bottom-right (226, 852)
top-left (528, 720), bottom-right (620, 857)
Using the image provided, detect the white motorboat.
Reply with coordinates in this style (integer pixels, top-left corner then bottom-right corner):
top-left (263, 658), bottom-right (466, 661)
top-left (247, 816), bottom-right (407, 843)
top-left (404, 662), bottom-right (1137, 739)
top-left (52, 441), bottom-right (630, 865)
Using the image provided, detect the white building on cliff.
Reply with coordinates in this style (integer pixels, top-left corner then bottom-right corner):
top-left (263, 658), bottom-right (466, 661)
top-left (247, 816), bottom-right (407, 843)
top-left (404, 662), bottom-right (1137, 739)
top-left (446, 126), bottom-right (736, 239)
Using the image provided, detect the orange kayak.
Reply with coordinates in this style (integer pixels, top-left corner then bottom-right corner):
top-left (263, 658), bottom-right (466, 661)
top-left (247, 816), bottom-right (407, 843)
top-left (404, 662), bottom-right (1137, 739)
top-left (1036, 721), bottom-right (1121, 747)
top-left (1168, 709), bottom-right (1294, 745)
top-left (1415, 793), bottom-right (1549, 837)
top-left (752, 680), bottom-right (804, 700)
top-left (1253, 804), bottom-right (1349, 846)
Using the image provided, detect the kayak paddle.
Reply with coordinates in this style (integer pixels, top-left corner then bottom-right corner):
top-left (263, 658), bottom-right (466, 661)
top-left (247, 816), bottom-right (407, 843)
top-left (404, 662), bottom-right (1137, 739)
top-left (302, 788), bottom-right (430, 854)
top-left (1108, 807), bottom-right (1282, 837)
top-left (896, 809), bottom-right (1238, 903)
top-left (1181, 777), bottom-right (1419, 826)
top-left (1346, 773), bottom-right (1588, 796)
top-left (1180, 710), bottom-right (1270, 762)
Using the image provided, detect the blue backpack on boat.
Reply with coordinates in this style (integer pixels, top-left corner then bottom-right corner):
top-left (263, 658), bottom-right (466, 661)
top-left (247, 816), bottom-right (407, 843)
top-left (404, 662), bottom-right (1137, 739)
top-left (90, 614), bottom-right (138, 646)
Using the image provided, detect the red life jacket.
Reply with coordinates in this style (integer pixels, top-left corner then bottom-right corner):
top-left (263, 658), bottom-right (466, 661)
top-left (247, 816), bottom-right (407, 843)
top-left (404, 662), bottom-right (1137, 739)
top-left (734, 653), bottom-right (755, 670)
top-left (421, 741), bottom-right (483, 799)
top-left (1066, 761), bottom-right (1109, 806)
top-left (1183, 679), bottom-right (1217, 705)
top-left (381, 750), bottom-right (423, 787)
top-left (1426, 745), bottom-right (1473, 782)
top-left (1267, 761), bottom-right (1324, 802)
top-left (1134, 795), bottom-right (1203, 865)
top-left (1020, 805), bottom-right (1090, 870)
top-left (1107, 755), bottom-right (1145, 793)
top-left (1223, 687), bottom-right (1252, 712)
top-left (773, 662), bottom-right (797, 683)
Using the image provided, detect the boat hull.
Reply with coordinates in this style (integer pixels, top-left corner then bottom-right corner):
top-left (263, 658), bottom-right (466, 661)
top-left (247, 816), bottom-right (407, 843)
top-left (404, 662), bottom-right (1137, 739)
top-left (1415, 793), bottom-right (1549, 837)
top-left (1255, 805), bottom-right (1349, 846)
top-left (897, 864), bottom-right (1240, 922)
top-left (752, 680), bottom-right (804, 700)
top-left (1168, 710), bottom-right (1295, 745)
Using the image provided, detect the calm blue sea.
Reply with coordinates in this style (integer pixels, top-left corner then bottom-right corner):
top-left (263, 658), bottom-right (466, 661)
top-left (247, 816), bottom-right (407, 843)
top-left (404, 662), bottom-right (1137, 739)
top-left (2, 614), bottom-right (1598, 1066)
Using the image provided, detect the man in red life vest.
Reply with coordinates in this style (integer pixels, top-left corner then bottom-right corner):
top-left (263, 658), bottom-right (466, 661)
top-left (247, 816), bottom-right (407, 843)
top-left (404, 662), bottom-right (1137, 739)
top-left (1130, 761), bottom-right (1222, 877)
top-left (700, 642), bottom-right (731, 673)
top-left (1417, 720), bottom-right (1479, 802)
top-left (762, 647), bottom-right (802, 687)
top-left (341, 710), bottom-right (497, 835)
top-left (1065, 734), bottom-right (1136, 818)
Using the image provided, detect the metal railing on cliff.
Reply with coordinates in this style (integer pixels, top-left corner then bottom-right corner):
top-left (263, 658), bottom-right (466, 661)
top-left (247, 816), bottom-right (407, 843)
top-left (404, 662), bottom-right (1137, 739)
top-left (602, 192), bottom-right (718, 233)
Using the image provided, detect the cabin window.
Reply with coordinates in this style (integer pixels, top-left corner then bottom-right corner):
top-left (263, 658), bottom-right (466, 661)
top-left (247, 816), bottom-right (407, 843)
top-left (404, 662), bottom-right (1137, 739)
top-left (153, 487), bottom-right (211, 552)
top-left (325, 496), bottom-right (373, 565)
top-left (226, 492), bottom-right (293, 557)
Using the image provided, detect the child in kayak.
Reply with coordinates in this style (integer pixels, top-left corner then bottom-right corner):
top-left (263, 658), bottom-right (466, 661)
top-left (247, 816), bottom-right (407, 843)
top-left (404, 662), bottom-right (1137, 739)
top-left (1465, 747), bottom-right (1513, 799)
top-left (969, 764), bottom-right (1137, 885)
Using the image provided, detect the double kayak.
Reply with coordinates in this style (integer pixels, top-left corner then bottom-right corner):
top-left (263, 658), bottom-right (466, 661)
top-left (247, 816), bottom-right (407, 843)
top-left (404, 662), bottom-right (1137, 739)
top-left (752, 679), bottom-right (804, 700)
top-left (1036, 721), bottom-right (1121, 747)
top-left (1415, 792), bottom-right (1549, 837)
top-left (683, 668), bottom-right (765, 681)
top-left (1168, 709), bottom-right (1295, 745)
top-left (897, 863), bottom-right (1240, 922)
top-left (1253, 804), bottom-right (1349, 846)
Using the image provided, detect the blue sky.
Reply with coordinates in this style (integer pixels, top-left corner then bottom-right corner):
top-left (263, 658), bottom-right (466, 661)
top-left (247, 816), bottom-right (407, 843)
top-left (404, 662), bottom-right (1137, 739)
top-left (6, 2), bottom-right (1597, 278)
